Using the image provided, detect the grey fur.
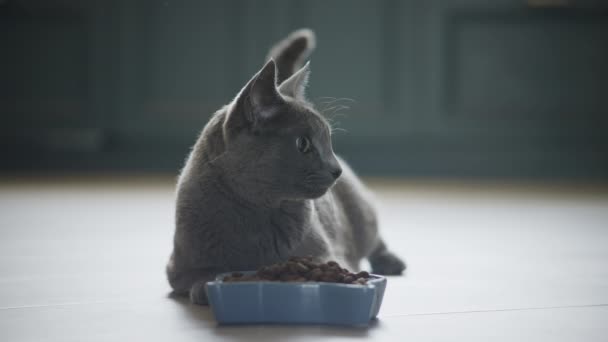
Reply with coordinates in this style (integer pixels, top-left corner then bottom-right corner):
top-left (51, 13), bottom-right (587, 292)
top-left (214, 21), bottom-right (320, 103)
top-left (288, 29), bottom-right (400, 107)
top-left (278, 62), bottom-right (310, 101)
top-left (167, 29), bottom-right (405, 305)
top-left (266, 28), bottom-right (316, 84)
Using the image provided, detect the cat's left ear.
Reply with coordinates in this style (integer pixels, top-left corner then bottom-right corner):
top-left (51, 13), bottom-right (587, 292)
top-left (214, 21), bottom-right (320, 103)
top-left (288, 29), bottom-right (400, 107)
top-left (227, 59), bottom-right (284, 134)
top-left (247, 59), bottom-right (282, 118)
top-left (277, 61), bottom-right (310, 101)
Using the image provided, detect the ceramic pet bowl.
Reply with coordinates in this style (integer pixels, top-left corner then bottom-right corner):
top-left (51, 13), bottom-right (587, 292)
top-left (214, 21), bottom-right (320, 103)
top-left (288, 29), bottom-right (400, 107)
top-left (206, 271), bottom-right (387, 326)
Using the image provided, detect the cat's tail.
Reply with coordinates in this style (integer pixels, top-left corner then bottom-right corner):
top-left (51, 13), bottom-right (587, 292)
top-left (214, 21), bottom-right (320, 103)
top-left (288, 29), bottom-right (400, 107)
top-left (266, 28), bottom-right (316, 85)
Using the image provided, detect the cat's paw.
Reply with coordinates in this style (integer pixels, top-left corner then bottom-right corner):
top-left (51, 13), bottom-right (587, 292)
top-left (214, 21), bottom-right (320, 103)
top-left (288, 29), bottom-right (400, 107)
top-left (189, 280), bottom-right (209, 305)
top-left (370, 251), bottom-right (406, 275)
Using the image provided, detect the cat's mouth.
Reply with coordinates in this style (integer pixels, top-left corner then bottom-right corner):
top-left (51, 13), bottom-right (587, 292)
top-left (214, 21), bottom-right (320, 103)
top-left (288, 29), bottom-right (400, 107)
top-left (299, 174), bottom-right (337, 198)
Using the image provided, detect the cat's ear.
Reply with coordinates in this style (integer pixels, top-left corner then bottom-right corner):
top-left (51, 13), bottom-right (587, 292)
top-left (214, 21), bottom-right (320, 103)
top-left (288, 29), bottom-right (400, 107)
top-left (230, 59), bottom-right (283, 129)
top-left (247, 59), bottom-right (282, 117)
top-left (277, 61), bottom-right (310, 101)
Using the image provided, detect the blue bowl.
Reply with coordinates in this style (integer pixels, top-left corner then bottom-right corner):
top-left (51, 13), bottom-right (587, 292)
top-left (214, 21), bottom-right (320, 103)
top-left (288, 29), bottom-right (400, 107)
top-left (206, 271), bottom-right (387, 326)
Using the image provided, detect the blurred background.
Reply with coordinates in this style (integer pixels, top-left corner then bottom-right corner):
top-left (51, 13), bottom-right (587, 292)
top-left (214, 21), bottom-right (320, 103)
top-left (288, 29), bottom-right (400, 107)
top-left (2, 0), bottom-right (607, 179)
top-left (2, 1), bottom-right (608, 340)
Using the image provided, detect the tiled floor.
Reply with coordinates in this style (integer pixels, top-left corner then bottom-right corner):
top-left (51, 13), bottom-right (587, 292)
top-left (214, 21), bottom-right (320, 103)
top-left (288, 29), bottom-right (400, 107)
top-left (1, 177), bottom-right (607, 341)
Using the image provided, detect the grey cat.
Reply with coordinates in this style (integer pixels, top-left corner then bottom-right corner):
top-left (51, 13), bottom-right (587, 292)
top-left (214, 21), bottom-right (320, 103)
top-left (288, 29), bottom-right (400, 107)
top-left (167, 29), bottom-right (405, 305)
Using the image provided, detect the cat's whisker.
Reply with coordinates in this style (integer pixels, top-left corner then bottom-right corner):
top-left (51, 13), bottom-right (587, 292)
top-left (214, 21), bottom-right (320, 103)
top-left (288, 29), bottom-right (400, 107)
top-left (330, 121), bottom-right (348, 135)
top-left (319, 102), bottom-right (354, 110)
top-left (329, 113), bottom-right (349, 122)
top-left (316, 97), bottom-right (356, 103)
top-left (329, 106), bottom-right (350, 115)
top-left (330, 104), bottom-right (350, 111)
top-left (322, 105), bottom-right (350, 117)
top-left (319, 101), bottom-right (340, 111)
top-left (327, 118), bottom-right (348, 136)
top-left (317, 96), bottom-right (338, 102)
top-left (316, 97), bottom-right (356, 111)
top-left (323, 107), bottom-right (351, 123)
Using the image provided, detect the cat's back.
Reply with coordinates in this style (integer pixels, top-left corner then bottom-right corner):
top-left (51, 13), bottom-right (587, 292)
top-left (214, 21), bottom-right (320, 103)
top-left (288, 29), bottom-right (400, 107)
top-left (176, 108), bottom-right (227, 188)
top-left (174, 105), bottom-right (235, 236)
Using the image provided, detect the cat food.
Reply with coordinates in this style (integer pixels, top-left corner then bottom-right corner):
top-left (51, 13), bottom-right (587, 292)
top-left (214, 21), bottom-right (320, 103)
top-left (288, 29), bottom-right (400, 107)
top-left (221, 256), bottom-right (371, 285)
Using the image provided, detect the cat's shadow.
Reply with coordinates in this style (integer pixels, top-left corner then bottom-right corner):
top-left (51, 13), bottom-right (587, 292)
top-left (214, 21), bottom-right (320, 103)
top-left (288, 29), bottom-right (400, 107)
top-left (167, 292), bottom-right (380, 341)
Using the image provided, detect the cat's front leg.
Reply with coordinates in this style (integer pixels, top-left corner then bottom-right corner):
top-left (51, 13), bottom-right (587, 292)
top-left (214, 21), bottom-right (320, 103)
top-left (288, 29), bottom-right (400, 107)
top-left (167, 265), bottom-right (223, 305)
top-left (189, 277), bottom-right (215, 305)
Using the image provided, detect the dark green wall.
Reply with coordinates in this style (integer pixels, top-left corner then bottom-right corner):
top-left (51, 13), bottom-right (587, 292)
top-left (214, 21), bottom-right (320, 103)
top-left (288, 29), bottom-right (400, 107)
top-left (2, 0), bottom-right (607, 179)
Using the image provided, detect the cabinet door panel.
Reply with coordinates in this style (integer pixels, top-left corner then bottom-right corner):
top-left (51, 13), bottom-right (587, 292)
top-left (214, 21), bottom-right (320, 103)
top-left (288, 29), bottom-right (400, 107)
top-left (0, 1), bottom-right (101, 153)
top-left (115, 0), bottom-right (237, 146)
top-left (442, 10), bottom-right (608, 121)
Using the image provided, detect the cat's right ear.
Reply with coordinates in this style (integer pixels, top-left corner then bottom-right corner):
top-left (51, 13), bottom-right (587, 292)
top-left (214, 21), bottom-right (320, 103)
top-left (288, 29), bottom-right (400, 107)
top-left (277, 61), bottom-right (310, 101)
top-left (226, 60), bottom-right (284, 132)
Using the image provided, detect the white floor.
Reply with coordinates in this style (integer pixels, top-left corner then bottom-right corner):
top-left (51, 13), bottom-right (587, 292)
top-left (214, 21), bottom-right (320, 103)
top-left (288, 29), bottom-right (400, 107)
top-left (1, 177), bottom-right (607, 341)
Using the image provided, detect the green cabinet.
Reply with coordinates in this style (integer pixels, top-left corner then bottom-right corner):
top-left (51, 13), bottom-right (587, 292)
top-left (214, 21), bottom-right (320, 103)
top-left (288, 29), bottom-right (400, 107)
top-left (2, 0), bottom-right (607, 178)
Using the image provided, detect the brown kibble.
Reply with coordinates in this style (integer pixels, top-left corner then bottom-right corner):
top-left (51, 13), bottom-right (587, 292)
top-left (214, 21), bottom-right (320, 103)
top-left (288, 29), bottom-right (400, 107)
top-left (302, 261), bottom-right (315, 269)
top-left (257, 266), bottom-right (272, 278)
top-left (355, 271), bottom-right (370, 279)
top-left (355, 278), bottom-right (367, 285)
top-left (295, 262), bottom-right (309, 274)
top-left (310, 268), bottom-right (323, 280)
top-left (285, 274), bottom-right (300, 282)
top-left (269, 264), bottom-right (281, 275)
top-left (328, 265), bottom-right (341, 274)
top-left (223, 257), bottom-right (372, 285)
top-left (257, 274), bottom-right (270, 281)
top-left (322, 271), bottom-right (339, 282)
top-left (319, 275), bottom-right (334, 282)
top-left (324, 267), bottom-right (337, 274)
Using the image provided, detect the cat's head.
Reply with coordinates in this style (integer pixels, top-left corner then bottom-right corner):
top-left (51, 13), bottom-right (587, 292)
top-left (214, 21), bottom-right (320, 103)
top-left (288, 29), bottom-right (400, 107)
top-left (220, 59), bottom-right (342, 201)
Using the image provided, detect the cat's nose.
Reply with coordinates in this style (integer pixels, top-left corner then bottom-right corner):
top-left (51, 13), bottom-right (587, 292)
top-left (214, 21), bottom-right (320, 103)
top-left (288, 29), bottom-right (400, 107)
top-left (330, 166), bottom-right (342, 179)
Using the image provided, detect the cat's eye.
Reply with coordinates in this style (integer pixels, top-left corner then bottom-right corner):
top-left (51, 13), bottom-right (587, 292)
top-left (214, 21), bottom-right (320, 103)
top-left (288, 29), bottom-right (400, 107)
top-left (296, 136), bottom-right (311, 153)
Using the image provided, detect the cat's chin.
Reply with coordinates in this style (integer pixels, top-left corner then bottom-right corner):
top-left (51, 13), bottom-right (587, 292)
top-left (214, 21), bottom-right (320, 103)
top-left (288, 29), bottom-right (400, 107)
top-left (305, 189), bottom-right (329, 199)
top-left (298, 184), bottom-right (333, 199)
